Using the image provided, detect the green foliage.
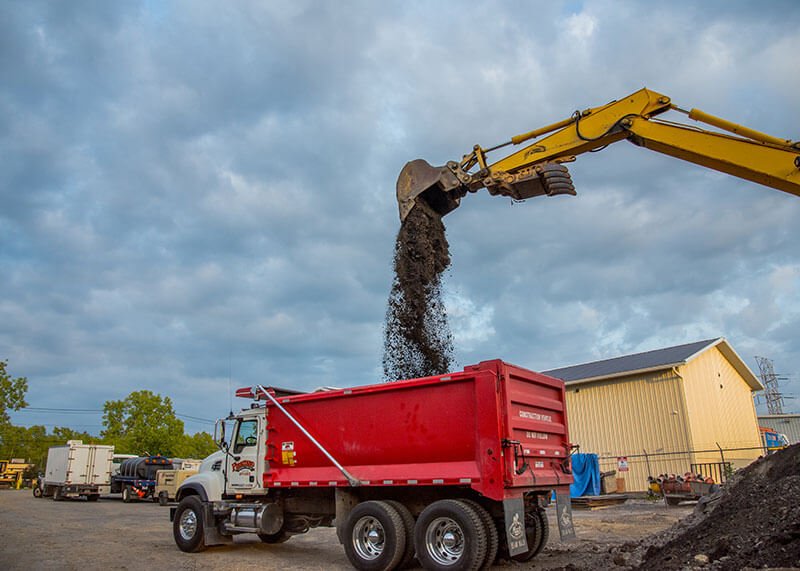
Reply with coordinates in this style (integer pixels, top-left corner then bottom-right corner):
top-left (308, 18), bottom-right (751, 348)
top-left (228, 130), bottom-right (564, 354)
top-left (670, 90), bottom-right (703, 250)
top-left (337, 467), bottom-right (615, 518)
top-left (0, 424), bottom-right (96, 469)
top-left (176, 431), bottom-right (218, 460)
top-left (101, 390), bottom-right (185, 456)
top-left (0, 359), bottom-right (28, 425)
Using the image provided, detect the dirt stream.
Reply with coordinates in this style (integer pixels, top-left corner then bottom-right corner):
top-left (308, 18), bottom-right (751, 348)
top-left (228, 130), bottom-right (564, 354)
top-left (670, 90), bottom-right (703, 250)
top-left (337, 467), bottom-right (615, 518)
top-left (382, 206), bottom-right (454, 381)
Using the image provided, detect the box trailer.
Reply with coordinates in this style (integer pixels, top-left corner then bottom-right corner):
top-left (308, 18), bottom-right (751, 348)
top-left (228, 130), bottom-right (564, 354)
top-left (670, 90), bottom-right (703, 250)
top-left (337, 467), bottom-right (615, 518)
top-left (41, 440), bottom-right (115, 501)
top-left (170, 359), bottom-right (574, 570)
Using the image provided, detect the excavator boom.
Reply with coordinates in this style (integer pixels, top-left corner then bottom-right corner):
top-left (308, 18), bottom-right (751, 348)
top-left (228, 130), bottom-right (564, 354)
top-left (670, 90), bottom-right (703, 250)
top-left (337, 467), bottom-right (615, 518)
top-left (397, 88), bottom-right (800, 221)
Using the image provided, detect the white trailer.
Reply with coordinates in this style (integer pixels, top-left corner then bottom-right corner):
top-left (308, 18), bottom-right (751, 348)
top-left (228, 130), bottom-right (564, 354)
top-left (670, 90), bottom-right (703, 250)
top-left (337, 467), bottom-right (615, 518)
top-left (42, 440), bottom-right (115, 501)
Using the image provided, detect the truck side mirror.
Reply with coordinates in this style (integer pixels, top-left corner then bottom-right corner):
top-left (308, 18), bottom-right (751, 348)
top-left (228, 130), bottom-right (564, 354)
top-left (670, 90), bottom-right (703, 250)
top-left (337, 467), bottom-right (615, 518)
top-left (214, 419), bottom-right (227, 449)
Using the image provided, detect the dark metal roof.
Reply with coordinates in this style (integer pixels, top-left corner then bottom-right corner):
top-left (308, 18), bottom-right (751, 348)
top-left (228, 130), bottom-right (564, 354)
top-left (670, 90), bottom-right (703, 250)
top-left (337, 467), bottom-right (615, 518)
top-left (543, 338), bottom-right (721, 383)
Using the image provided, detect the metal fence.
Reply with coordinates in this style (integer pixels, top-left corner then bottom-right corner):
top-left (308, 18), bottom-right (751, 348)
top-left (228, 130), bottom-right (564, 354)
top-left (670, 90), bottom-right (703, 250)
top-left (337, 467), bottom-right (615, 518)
top-left (595, 444), bottom-right (768, 491)
top-left (690, 461), bottom-right (732, 484)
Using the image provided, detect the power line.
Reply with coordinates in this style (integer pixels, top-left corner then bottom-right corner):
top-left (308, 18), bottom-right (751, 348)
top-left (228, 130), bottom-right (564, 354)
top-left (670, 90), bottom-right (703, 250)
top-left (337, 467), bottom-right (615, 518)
top-left (14, 406), bottom-right (215, 424)
top-left (21, 407), bottom-right (102, 412)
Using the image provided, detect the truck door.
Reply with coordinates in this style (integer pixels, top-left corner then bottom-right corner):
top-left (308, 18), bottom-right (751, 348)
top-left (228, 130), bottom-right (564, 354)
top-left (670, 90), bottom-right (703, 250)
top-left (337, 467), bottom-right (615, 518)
top-left (225, 417), bottom-right (262, 491)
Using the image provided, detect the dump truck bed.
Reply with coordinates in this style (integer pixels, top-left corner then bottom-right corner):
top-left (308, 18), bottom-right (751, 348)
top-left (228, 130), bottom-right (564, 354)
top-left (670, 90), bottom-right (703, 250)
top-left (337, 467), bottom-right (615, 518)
top-left (244, 359), bottom-right (572, 501)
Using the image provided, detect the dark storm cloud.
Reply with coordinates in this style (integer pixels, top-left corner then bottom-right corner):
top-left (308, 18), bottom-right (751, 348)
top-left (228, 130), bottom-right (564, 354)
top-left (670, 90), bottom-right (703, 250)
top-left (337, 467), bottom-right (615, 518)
top-left (3, 0), bottom-right (799, 431)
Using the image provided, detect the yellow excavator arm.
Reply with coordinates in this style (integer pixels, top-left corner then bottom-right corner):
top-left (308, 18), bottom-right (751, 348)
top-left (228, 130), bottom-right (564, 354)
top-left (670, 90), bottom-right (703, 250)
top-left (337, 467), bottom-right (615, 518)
top-left (397, 88), bottom-right (800, 221)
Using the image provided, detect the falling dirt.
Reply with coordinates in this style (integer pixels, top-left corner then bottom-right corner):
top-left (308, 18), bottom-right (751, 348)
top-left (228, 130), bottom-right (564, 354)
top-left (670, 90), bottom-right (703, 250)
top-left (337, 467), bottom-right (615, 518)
top-left (382, 205), bottom-right (454, 382)
top-left (619, 443), bottom-right (800, 570)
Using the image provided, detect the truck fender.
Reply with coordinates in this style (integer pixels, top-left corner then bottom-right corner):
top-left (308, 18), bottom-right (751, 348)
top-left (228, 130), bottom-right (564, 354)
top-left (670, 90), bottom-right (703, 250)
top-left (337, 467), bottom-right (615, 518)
top-left (176, 472), bottom-right (223, 503)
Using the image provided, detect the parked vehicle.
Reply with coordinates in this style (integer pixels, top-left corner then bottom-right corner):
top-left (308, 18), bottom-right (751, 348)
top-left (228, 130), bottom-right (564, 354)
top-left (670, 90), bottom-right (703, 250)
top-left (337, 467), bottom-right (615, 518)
top-left (760, 427), bottom-right (790, 453)
top-left (111, 455), bottom-right (173, 502)
top-left (171, 458), bottom-right (202, 471)
top-left (155, 468), bottom-right (199, 505)
top-left (111, 453), bottom-right (138, 476)
top-left (170, 359), bottom-right (573, 569)
top-left (0, 459), bottom-right (34, 489)
top-left (39, 441), bottom-right (115, 501)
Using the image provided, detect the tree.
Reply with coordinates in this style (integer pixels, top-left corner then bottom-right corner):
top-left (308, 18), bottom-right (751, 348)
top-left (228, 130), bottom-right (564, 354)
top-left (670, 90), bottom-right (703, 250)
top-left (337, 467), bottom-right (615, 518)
top-left (0, 359), bottom-right (28, 426)
top-left (176, 431), bottom-right (218, 459)
top-left (102, 390), bottom-right (185, 456)
top-left (52, 426), bottom-right (96, 444)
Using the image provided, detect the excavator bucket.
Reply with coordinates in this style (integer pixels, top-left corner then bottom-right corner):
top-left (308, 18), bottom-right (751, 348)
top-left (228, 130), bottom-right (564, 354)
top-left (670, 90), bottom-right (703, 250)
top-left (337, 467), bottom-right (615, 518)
top-left (397, 159), bottom-right (576, 222)
top-left (396, 159), bottom-right (464, 222)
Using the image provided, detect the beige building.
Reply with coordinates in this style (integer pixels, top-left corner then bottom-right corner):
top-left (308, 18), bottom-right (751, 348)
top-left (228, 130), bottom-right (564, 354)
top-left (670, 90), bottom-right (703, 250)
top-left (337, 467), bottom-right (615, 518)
top-left (544, 338), bottom-right (764, 492)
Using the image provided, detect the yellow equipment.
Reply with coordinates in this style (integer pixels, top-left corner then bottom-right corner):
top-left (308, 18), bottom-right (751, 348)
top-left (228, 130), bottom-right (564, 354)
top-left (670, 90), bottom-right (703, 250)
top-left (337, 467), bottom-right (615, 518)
top-left (397, 88), bottom-right (800, 221)
top-left (0, 459), bottom-right (34, 489)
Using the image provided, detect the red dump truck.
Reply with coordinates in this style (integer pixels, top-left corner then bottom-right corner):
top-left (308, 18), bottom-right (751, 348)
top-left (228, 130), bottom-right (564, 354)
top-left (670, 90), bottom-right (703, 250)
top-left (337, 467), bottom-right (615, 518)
top-left (171, 359), bottom-right (573, 570)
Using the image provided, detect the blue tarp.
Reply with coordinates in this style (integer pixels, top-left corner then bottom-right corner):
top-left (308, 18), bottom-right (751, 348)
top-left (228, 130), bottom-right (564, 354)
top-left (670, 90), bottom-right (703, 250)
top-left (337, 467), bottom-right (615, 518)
top-left (569, 453), bottom-right (601, 497)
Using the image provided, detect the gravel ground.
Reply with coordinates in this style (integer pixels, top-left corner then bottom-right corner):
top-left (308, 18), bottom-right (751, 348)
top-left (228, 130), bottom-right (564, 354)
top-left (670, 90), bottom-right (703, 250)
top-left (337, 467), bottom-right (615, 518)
top-left (0, 490), bottom-right (691, 570)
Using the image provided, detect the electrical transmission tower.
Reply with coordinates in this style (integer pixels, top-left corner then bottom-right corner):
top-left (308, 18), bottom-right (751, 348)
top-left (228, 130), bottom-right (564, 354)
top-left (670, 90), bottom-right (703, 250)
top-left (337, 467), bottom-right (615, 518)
top-left (754, 356), bottom-right (784, 415)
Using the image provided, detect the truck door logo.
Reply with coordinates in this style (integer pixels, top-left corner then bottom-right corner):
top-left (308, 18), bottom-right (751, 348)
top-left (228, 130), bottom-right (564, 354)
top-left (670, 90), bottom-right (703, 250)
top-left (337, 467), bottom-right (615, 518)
top-left (231, 460), bottom-right (255, 473)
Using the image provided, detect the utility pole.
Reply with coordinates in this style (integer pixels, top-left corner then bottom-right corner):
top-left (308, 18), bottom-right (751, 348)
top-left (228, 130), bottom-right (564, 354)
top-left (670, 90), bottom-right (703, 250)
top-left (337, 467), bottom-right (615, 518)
top-left (754, 356), bottom-right (784, 415)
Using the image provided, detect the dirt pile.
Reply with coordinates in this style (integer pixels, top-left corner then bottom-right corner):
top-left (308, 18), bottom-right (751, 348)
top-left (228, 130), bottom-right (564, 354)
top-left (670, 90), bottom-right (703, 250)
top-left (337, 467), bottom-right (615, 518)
top-left (630, 443), bottom-right (800, 570)
top-left (382, 206), bottom-right (454, 381)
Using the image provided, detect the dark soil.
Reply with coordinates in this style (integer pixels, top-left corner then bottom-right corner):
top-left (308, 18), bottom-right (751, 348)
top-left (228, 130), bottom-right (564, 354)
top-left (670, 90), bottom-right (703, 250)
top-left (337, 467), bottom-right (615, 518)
top-left (630, 443), bottom-right (800, 570)
top-left (382, 206), bottom-right (454, 381)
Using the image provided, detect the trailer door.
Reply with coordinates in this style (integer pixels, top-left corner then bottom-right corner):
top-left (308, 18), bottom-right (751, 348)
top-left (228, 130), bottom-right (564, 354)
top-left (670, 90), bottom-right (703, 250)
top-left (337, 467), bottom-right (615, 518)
top-left (498, 364), bottom-right (570, 489)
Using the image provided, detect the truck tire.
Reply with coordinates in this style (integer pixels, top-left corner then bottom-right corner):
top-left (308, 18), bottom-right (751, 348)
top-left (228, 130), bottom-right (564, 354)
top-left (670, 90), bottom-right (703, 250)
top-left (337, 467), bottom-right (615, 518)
top-left (33, 486), bottom-right (43, 498)
top-left (384, 500), bottom-right (416, 569)
top-left (158, 491), bottom-right (169, 506)
top-left (414, 499), bottom-right (487, 571)
top-left (460, 500), bottom-right (498, 569)
top-left (510, 508), bottom-right (548, 562)
top-left (87, 494), bottom-right (100, 502)
top-left (173, 495), bottom-right (208, 553)
top-left (122, 486), bottom-right (132, 503)
top-left (343, 500), bottom-right (406, 571)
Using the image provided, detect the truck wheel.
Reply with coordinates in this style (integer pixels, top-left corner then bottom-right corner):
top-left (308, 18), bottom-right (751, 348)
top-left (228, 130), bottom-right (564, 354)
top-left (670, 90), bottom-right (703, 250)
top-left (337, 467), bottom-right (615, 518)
top-left (460, 500), bottom-right (498, 569)
top-left (158, 491), bottom-right (169, 506)
top-left (173, 496), bottom-right (208, 553)
top-left (343, 500), bottom-right (406, 571)
top-left (510, 508), bottom-right (548, 562)
top-left (384, 500), bottom-right (416, 569)
top-left (414, 499), bottom-right (487, 571)
top-left (33, 486), bottom-right (43, 498)
top-left (258, 530), bottom-right (292, 544)
top-left (87, 494), bottom-right (100, 502)
top-left (122, 486), bottom-right (132, 503)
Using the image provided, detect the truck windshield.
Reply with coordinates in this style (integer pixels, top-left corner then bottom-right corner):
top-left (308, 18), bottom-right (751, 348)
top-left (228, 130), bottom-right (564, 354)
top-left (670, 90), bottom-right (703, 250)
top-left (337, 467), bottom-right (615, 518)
top-left (234, 420), bottom-right (258, 453)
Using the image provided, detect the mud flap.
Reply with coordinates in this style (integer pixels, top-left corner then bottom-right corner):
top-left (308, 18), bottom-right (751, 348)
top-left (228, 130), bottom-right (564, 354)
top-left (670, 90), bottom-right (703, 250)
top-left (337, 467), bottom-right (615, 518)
top-left (503, 497), bottom-right (528, 557)
top-left (203, 503), bottom-right (232, 546)
top-left (555, 491), bottom-right (576, 541)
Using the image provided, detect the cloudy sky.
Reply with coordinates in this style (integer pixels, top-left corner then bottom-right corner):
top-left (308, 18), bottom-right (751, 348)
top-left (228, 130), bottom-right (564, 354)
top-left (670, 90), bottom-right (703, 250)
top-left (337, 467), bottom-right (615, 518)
top-left (3, 1), bottom-right (799, 435)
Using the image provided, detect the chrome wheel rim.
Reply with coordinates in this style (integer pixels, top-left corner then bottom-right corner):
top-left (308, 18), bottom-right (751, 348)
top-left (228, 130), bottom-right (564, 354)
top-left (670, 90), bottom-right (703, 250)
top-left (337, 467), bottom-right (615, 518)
top-left (425, 516), bottom-right (464, 565)
top-left (352, 515), bottom-right (385, 561)
top-left (179, 509), bottom-right (198, 541)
